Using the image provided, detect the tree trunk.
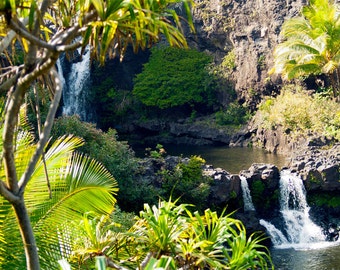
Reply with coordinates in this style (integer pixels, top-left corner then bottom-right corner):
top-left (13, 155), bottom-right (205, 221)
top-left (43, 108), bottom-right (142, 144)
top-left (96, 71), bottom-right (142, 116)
top-left (330, 69), bottom-right (340, 101)
top-left (13, 198), bottom-right (40, 270)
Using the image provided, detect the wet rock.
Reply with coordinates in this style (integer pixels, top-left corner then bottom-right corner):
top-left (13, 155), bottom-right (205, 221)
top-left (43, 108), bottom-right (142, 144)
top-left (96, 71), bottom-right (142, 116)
top-left (240, 163), bottom-right (280, 190)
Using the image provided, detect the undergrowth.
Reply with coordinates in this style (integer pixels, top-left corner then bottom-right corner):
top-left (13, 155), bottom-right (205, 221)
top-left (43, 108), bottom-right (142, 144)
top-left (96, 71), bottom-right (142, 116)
top-left (255, 85), bottom-right (340, 140)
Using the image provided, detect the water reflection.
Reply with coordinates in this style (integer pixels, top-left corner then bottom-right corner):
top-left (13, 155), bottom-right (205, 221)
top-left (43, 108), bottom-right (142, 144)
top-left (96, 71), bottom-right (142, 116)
top-left (160, 145), bottom-right (288, 174)
top-left (271, 243), bottom-right (340, 270)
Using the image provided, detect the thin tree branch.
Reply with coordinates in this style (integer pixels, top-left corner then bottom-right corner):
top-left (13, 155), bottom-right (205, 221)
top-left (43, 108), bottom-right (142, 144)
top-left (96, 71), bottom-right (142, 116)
top-left (18, 66), bottom-right (62, 194)
top-left (9, 19), bottom-right (57, 52)
top-left (9, 19), bottom-right (85, 53)
top-left (0, 17), bottom-right (28, 54)
top-left (2, 69), bottom-right (27, 194)
top-left (0, 180), bottom-right (20, 203)
top-left (0, 30), bottom-right (16, 54)
top-left (0, 71), bottom-right (21, 93)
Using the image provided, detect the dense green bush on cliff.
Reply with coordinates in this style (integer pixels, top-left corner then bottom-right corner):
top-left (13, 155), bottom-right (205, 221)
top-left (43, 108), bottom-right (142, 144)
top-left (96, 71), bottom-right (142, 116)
top-left (256, 85), bottom-right (340, 140)
top-left (133, 46), bottom-right (216, 110)
top-left (215, 101), bottom-right (251, 126)
top-left (51, 115), bottom-right (140, 209)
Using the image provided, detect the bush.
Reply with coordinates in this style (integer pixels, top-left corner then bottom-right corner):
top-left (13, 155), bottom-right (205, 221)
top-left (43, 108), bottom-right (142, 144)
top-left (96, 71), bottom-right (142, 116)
top-left (256, 85), bottom-right (340, 140)
top-left (215, 102), bottom-right (251, 126)
top-left (51, 115), bottom-right (140, 210)
top-left (71, 199), bottom-right (273, 269)
top-left (133, 46), bottom-right (216, 110)
top-left (160, 156), bottom-right (211, 211)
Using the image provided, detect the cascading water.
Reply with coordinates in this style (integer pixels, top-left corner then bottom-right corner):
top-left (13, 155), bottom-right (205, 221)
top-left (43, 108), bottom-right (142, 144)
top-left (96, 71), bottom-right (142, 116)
top-left (240, 176), bottom-right (255, 211)
top-left (60, 48), bottom-right (91, 121)
top-left (260, 170), bottom-right (326, 249)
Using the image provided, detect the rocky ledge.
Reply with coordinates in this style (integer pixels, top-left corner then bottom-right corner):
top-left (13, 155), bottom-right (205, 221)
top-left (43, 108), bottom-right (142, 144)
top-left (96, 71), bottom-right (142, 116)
top-left (288, 143), bottom-right (340, 191)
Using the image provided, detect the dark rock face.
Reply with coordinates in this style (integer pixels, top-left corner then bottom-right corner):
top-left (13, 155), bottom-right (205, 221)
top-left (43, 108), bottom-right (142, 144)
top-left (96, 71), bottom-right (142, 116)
top-left (190, 0), bottom-right (307, 108)
top-left (130, 117), bottom-right (234, 146)
top-left (203, 166), bottom-right (241, 208)
top-left (289, 143), bottom-right (340, 191)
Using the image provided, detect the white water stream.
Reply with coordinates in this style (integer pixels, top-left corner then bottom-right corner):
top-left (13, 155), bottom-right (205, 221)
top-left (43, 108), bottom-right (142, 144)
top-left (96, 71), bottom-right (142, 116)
top-left (240, 175), bottom-right (255, 211)
top-left (260, 170), bottom-right (327, 249)
top-left (60, 48), bottom-right (91, 121)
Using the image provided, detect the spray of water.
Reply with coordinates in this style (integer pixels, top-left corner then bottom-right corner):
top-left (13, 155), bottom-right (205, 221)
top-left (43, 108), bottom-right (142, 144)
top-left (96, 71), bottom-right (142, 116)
top-left (260, 170), bottom-right (325, 249)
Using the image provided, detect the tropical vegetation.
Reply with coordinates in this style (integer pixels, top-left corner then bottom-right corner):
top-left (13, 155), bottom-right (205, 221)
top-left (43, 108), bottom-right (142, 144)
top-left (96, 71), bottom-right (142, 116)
top-left (255, 85), bottom-right (340, 140)
top-left (0, 106), bottom-right (118, 269)
top-left (68, 199), bottom-right (273, 269)
top-left (0, 0), bottom-right (194, 268)
top-left (270, 0), bottom-right (340, 99)
top-left (133, 46), bottom-right (216, 111)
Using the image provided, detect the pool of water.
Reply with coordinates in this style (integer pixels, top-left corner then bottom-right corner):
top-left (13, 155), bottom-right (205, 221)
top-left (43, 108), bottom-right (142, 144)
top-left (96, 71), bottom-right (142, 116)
top-left (271, 242), bottom-right (340, 270)
top-left (157, 144), bottom-right (288, 174)
top-left (134, 143), bottom-right (339, 268)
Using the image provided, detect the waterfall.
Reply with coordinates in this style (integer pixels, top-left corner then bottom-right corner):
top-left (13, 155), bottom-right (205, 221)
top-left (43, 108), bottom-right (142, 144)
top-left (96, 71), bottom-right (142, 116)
top-left (261, 170), bottom-right (325, 249)
top-left (240, 176), bottom-right (255, 211)
top-left (259, 219), bottom-right (288, 246)
top-left (61, 48), bottom-right (91, 121)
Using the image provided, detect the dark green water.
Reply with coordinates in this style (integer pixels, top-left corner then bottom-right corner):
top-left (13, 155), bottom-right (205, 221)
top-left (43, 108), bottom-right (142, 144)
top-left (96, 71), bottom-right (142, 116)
top-left (159, 144), bottom-right (288, 174)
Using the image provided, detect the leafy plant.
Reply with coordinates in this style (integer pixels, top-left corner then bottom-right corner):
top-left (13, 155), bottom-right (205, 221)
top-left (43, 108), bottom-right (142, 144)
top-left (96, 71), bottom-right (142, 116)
top-left (133, 46), bottom-right (216, 110)
top-left (124, 199), bottom-right (273, 269)
top-left (270, 0), bottom-right (340, 98)
top-left (216, 102), bottom-right (251, 126)
top-left (0, 125), bottom-right (118, 269)
top-left (161, 156), bottom-right (211, 211)
top-left (256, 85), bottom-right (340, 139)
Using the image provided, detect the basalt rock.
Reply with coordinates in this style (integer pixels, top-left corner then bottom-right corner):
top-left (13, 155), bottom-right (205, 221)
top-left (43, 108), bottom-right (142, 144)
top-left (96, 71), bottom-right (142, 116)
top-left (203, 165), bottom-right (242, 208)
top-left (189, 0), bottom-right (307, 108)
top-left (288, 143), bottom-right (340, 191)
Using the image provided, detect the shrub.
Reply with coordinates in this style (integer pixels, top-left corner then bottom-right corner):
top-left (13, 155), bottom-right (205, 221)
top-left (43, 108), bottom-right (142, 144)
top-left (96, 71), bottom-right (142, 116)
top-left (256, 85), bottom-right (340, 140)
top-left (215, 101), bottom-right (251, 126)
top-left (133, 46), bottom-right (216, 110)
top-left (71, 199), bottom-right (273, 269)
top-left (160, 156), bottom-right (211, 211)
top-left (51, 115), bottom-right (140, 210)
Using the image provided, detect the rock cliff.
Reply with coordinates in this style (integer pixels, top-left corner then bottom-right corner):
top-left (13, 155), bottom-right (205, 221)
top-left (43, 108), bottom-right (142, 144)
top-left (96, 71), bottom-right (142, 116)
top-left (190, 0), bottom-right (307, 108)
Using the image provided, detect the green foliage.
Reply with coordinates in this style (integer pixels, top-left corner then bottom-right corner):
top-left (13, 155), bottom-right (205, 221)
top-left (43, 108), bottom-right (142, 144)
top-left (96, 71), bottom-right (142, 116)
top-left (133, 46), bottom-right (216, 109)
top-left (221, 50), bottom-right (237, 75)
top-left (270, 0), bottom-right (340, 97)
top-left (69, 199), bottom-right (273, 269)
top-left (0, 130), bottom-right (118, 269)
top-left (308, 193), bottom-right (340, 208)
top-left (160, 156), bottom-right (211, 211)
top-left (215, 102), bottom-right (251, 126)
top-left (124, 200), bottom-right (272, 269)
top-left (256, 85), bottom-right (340, 139)
top-left (51, 115), bottom-right (139, 210)
top-left (145, 144), bottom-right (167, 159)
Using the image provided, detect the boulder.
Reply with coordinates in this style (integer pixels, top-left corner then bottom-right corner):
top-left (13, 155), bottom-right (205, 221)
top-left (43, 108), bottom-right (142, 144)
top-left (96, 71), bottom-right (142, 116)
top-left (289, 143), bottom-right (340, 191)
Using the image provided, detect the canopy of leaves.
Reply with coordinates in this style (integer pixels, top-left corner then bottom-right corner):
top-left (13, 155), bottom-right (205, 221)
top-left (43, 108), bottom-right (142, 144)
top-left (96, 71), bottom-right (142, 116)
top-left (0, 118), bottom-right (118, 269)
top-left (133, 46), bottom-right (216, 109)
top-left (271, 0), bottom-right (340, 96)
